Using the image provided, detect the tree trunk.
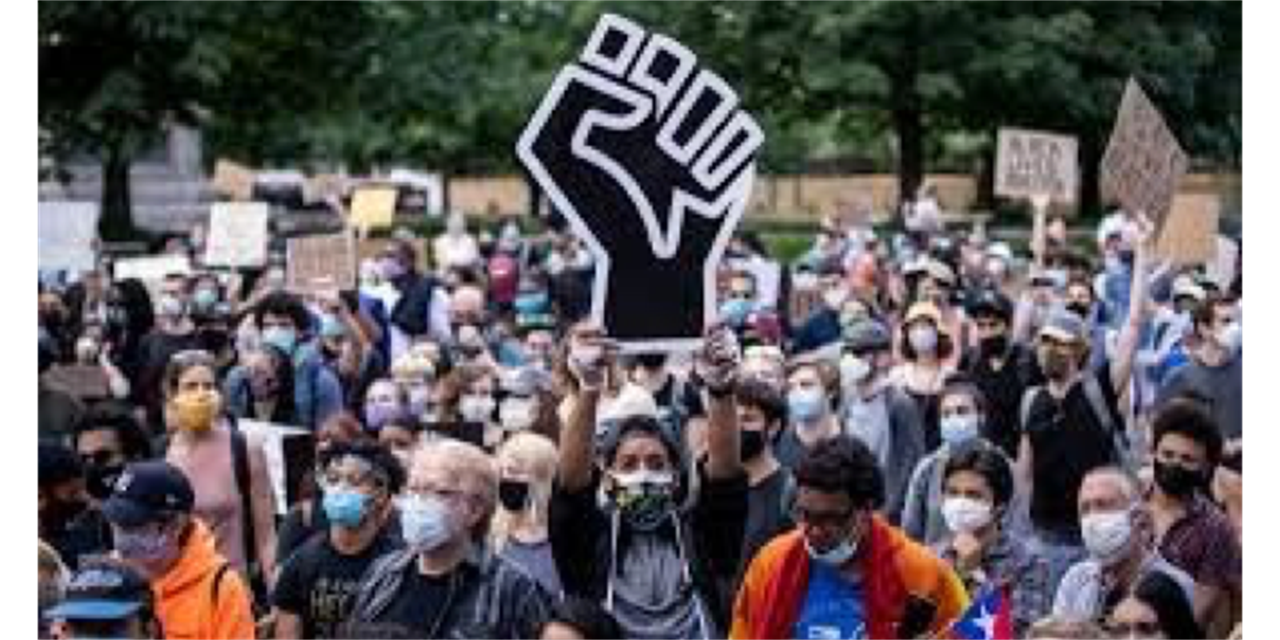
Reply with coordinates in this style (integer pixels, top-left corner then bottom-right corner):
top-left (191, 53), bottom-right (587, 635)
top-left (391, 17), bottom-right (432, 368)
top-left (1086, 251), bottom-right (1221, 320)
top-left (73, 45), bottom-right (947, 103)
top-left (890, 10), bottom-right (924, 211)
top-left (440, 171), bottom-right (452, 215)
top-left (99, 144), bottom-right (136, 242)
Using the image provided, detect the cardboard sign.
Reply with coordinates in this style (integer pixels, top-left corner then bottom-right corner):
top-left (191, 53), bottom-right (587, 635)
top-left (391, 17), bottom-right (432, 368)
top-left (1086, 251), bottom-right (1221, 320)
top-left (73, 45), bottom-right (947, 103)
top-left (349, 187), bottom-right (398, 230)
top-left (287, 232), bottom-right (357, 294)
top-left (304, 173), bottom-right (349, 205)
top-left (236, 420), bottom-right (314, 515)
top-left (1155, 194), bottom-right (1219, 265)
top-left (211, 159), bottom-right (256, 202)
top-left (995, 128), bottom-right (1078, 203)
top-left (516, 14), bottom-right (764, 352)
top-left (203, 202), bottom-right (269, 268)
top-left (1100, 78), bottom-right (1189, 233)
top-left (38, 201), bottom-right (100, 272)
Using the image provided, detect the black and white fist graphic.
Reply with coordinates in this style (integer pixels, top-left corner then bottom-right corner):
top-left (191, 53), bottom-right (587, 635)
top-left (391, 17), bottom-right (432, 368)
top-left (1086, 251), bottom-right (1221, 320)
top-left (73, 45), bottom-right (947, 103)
top-left (517, 13), bottom-right (764, 351)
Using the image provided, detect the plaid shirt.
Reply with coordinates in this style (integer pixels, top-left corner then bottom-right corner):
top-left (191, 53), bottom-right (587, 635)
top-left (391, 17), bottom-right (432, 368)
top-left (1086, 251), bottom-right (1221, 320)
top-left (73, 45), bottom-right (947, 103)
top-left (935, 530), bottom-right (1053, 637)
top-left (1156, 492), bottom-right (1242, 591)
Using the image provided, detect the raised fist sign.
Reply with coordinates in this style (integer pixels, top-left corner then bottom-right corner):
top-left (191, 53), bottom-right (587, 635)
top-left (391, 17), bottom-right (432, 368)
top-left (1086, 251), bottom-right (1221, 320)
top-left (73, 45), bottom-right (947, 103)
top-left (517, 13), bottom-right (764, 352)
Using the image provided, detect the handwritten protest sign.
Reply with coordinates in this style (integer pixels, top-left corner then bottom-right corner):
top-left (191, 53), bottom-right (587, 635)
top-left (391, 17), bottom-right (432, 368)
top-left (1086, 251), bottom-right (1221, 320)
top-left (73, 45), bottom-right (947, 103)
top-left (287, 232), bottom-right (357, 295)
top-left (38, 201), bottom-right (100, 272)
top-left (349, 186), bottom-right (399, 230)
top-left (211, 159), bottom-right (256, 202)
top-left (1156, 194), bottom-right (1220, 266)
top-left (1100, 78), bottom-right (1189, 234)
top-left (41, 365), bottom-right (110, 401)
top-left (357, 238), bottom-right (430, 273)
top-left (203, 202), bottom-right (269, 268)
top-left (995, 128), bottom-right (1078, 204)
top-left (112, 255), bottom-right (192, 300)
top-left (304, 173), bottom-right (349, 205)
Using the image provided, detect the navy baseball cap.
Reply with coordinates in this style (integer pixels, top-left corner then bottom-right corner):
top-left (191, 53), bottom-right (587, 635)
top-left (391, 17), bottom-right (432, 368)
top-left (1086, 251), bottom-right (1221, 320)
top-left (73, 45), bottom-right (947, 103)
top-left (101, 460), bottom-right (194, 528)
top-left (44, 560), bottom-right (150, 622)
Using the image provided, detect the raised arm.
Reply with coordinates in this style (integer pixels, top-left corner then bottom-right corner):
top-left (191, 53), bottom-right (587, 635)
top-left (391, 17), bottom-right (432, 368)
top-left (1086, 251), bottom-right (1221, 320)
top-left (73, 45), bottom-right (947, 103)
top-left (698, 324), bottom-right (742, 481)
top-left (1110, 214), bottom-right (1155, 394)
top-left (557, 324), bottom-right (610, 491)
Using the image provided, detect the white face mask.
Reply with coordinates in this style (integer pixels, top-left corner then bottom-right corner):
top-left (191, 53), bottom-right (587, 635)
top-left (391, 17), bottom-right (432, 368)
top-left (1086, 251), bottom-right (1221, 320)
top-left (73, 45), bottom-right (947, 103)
top-left (839, 353), bottom-right (872, 387)
top-left (804, 532), bottom-right (858, 567)
top-left (459, 394), bottom-right (496, 424)
top-left (908, 324), bottom-right (938, 355)
top-left (939, 413), bottom-right (980, 447)
top-left (397, 494), bottom-right (456, 551)
top-left (1081, 509), bottom-right (1135, 565)
top-left (941, 496), bottom-right (993, 534)
top-left (1216, 322), bottom-right (1242, 353)
top-left (823, 287), bottom-right (848, 310)
top-left (498, 397), bottom-right (537, 431)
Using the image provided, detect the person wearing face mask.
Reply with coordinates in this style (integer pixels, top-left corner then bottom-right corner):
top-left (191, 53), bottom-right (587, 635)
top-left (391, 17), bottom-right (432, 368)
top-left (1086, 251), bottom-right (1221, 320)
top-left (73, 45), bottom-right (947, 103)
top-left (1103, 571), bottom-right (1204, 640)
top-left (372, 240), bottom-right (452, 362)
top-left (890, 302), bottom-right (957, 451)
top-left (626, 351), bottom-right (704, 436)
top-left (40, 443), bottom-right (113, 571)
top-left (729, 379), bottom-right (794, 596)
top-left (432, 212), bottom-right (482, 272)
top-left (496, 366), bottom-right (558, 442)
top-left (960, 288), bottom-right (1045, 460)
top-left (490, 432), bottom-right (563, 596)
top-left (790, 271), bottom-right (851, 354)
top-left (162, 350), bottom-right (278, 609)
top-left (1052, 467), bottom-right (1196, 627)
top-left (271, 442), bottom-right (405, 639)
top-left (343, 439), bottom-right (551, 638)
top-left (135, 274), bottom-right (203, 431)
top-left (1156, 293), bottom-right (1242, 442)
top-left (901, 380), bottom-right (997, 546)
top-left (1143, 399), bottom-right (1240, 636)
top-left (775, 359), bottom-right (843, 471)
top-left (731, 436), bottom-right (968, 639)
top-left (224, 291), bottom-right (344, 430)
top-left (225, 346), bottom-right (299, 426)
top-left (43, 557), bottom-right (164, 640)
top-left (362, 379), bottom-right (408, 434)
top-left (41, 329), bottom-right (131, 403)
top-left (1018, 216), bottom-right (1154, 594)
top-left (719, 270), bottom-right (760, 331)
top-left (836, 319), bottom-right (927, 525)
top-left (931, 442), bottom-right (1051, 637)
top-left (101, 460), bottom-right (255, 639)
top-left (73, 402), bottom-right (154, 507)
top-left (313, 291), bottom-right (384, 412)
top-left (550, 323), bottom-right (746, 639)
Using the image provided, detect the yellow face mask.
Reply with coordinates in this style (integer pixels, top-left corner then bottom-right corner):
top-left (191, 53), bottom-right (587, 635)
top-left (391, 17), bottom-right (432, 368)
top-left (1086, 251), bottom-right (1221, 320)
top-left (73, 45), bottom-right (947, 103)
top-left (170, 391), bottom-right (221, 433)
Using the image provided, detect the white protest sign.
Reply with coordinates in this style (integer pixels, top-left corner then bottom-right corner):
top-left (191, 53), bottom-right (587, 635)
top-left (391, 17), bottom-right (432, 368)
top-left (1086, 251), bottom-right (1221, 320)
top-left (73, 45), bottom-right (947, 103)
top-left (1100, 78), bottom-right (1189, 235)
top-left (112, 254), bottom-right (191, 285)
top-left (203, 202), bottom-right (269, 268)
top-left (237, 420), bottom-right (313, 516)
top-left (995, 128), bottom-right (1078, 204)
top-left (39, 201), bottom-right (100, 272)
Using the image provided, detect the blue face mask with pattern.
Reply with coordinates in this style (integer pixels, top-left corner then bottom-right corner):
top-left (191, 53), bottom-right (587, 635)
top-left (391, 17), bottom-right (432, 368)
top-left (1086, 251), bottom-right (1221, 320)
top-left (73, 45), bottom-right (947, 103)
top-left (322, 488), bottom-right (369, 529)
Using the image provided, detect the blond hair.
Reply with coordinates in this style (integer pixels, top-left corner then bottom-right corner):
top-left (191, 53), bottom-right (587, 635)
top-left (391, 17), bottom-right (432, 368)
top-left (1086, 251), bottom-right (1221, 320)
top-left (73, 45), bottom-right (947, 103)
top-left (1026, 615), bottom-right (1104, 639)
top-left (411, 439), bottom-right (498, 541)
top-left (489, 433), bottom-right (559, 552)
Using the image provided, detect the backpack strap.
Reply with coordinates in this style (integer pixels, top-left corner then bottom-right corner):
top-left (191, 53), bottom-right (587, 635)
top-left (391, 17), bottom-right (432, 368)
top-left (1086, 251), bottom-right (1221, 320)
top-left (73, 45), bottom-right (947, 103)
top-left (228, 418), bottom-right (258, 571)
top-left (211, 561), bottom-right (232, 605)
top-left (1082, 373), bottom-right (1132, 469)
top-left (1019, 385), bottom-right (1044, 435)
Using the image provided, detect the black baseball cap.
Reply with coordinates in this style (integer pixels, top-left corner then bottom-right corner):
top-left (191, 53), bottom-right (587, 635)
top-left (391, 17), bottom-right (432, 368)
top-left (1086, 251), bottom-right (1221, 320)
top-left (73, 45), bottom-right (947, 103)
top-left (101, 460), bottom-right (194, 528)
top-left (967, 289), bottom-right (1013, 322)
top-left (44, 559), bottom-right (151, 622)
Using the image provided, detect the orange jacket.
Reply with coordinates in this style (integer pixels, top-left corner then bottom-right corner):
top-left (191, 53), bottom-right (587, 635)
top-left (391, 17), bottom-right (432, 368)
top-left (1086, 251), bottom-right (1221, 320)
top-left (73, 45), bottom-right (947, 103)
top-left (153, 519), bottom-right (256, 639)
top-left (730, 516), bottom-right (968, 639)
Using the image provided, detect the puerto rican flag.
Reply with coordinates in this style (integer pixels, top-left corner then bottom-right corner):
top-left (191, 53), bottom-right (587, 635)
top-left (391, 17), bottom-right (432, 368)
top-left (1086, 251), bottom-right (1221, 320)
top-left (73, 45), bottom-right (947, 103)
top-left (948, 585), bottom-right (1014, 640)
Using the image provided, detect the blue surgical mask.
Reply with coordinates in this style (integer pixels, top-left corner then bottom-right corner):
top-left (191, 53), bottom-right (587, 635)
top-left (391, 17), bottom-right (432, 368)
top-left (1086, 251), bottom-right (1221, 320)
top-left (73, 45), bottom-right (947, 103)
top-left (322, 488), bottom-right (369, 529)
top-left (262, 326), bottom-right (297, 355)
top-left (788, 387), bottom-right (827, 423)
top-left (193, 288), bottom-right (218, 310)
top-left (514, 292), bottom-right (549, 315)
top-left (320, 314), bottom-right (345, 340)
top-left (940, 413), bottom-right (980, 447)
top-left (397, 494), bottom-right (455, 551)
top-left (719, 298), bottom-right (754, 327)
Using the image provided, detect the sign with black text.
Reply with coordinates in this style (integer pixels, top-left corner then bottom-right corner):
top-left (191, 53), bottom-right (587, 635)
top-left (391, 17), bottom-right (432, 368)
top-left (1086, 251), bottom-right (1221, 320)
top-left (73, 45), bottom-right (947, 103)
top-left (1100, 78), bottom-right (1189, 234)
top-left (995, 128), bottom-right (1078, 204)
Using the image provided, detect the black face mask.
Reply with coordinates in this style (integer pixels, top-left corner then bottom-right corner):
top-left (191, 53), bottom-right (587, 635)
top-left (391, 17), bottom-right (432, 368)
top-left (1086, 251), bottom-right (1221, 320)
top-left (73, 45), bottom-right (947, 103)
top-left (740, 430), bottom-right (768, 461)
top-left (636, 353), bottom-right (667, 370)
top-left (1066, 302), bottom-right (1092, 319)
top-left (498, 479), bottom-right (531, 512)
top-left (42, 497), bottom-right (87, 532)
top-left (85, 463), bottom-right (126, 501)
top-left (1154, 461), bottom-right (1207, 497)
top-left (979, 334), bottom-right (1009, 358)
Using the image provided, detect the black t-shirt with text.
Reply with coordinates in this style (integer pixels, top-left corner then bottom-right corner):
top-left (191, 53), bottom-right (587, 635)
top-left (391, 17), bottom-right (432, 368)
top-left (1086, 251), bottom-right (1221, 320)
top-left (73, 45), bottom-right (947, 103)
top-left (373, 564), bottom-right (455, 638)
top-left (272, 530), bottom-right (401, 638)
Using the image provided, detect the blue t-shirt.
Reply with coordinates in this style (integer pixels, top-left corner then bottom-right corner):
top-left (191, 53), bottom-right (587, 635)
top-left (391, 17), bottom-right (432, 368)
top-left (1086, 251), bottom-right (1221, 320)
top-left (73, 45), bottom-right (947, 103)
top-left (792, 561), bottom-right (867, 640)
